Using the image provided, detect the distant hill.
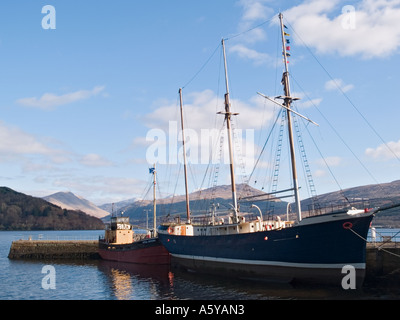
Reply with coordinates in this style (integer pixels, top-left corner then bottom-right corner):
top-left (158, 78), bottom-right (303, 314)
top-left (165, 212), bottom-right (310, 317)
top-left (301, 180), bottom-right (400, 227)
top-left (98, 198), bottom-right (136, 215)
top-left (0, 187), bottom-right (104, 231)
top-left (303, 180), bottom-right (400, 205)
top-left (105, 180), bottom-right (400, 228)
top-left (43, 192), bottom-right (109, 219)
top-left (104, 183), bottom-right (285, 227)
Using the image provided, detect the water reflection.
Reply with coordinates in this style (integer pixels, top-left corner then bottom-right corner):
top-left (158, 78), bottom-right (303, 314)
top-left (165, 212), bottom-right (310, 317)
top-left (2, 231), bottom-right (399, 300)
top-left (109, 269), bottom-right (132, 300)
top-left (98, 261), bottom-right (173, 300)
top-left (97, 259), bottom-right (376, 300)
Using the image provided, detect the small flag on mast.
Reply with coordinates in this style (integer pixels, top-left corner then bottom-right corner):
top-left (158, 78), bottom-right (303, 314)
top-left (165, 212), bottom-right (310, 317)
top-left (149, 167), bottom-right (155, 174)
top-left (283, 23), bottom-right (291, 63)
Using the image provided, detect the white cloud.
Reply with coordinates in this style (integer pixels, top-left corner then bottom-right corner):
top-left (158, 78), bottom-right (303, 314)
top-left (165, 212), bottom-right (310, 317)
top-left (316, 156), bottom-right (342, 167)
top-left (229, 44), bottom-right (272, 66)
top-left (291, 91), bottom-right (323, 109)
top-left (0, 121), bottom-right (116, 192)
top-left (0, 121), bottom-right (61, 157)
top-left (238, 0), bottom-right (271, 22)
top-left (142, 89), bottom-right (273, 132)
top-left (232, 0), bottom-right (400, 67)
top-left (296, 98), bottom-right (323, 109)
top-left (325, 78), bottom-right (354, 93)
top-left (0, 121), bottom-right (75, 184)
top-left (283, 0), bottom-right (400, 59)
top-left (16, 86), bottom-right (105, 110)
top-left (314, 169), bottom-right (327, 178)
top-left (365, 140), bottom-right (400, 160)
top-left (132, 136), bottom-right (152, 147)
top-left (80, 154), bottom-right (113, 167)
top-left (230, 0), bottom-right (273, 62)
top-left (141, 90), bottom-right (276, 173)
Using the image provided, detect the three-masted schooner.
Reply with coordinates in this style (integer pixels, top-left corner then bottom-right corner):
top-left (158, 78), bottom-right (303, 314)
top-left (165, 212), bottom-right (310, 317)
top-left (158, 13), bottom-right (376, 285)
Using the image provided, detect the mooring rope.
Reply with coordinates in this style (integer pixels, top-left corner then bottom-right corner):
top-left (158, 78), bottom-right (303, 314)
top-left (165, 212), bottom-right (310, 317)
top-left (348, 227), bottom-right (400, 259)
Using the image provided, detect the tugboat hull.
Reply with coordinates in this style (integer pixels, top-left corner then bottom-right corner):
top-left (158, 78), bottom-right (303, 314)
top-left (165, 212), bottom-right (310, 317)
top-left (99, 238), bottom-right (170, 265)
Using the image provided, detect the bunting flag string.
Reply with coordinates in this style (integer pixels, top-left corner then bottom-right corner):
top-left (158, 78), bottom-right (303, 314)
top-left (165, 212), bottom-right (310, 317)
top-left (283, 24), bottom-right (291, 64)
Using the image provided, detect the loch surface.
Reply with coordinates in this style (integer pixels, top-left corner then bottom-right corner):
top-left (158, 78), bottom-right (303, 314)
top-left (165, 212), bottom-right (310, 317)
top-left (1, 230), bottom-right (399, 300)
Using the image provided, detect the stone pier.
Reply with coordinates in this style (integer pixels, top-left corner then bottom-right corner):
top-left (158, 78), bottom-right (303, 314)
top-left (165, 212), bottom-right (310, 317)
top-left (365, 243), bottom-right (400, 285)
top-left (8, 240), bottom-right (100, 260)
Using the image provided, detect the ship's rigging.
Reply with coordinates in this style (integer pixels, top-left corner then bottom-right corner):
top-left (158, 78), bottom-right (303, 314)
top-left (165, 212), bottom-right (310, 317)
top-left (154, 12), bottom-right (400, 284)
top-left (157, 13), bottom-right (400, 223)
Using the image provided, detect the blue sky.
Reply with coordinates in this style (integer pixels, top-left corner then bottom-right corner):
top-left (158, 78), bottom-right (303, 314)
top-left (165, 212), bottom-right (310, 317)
top-left (0, 0), bottom-right (399, 205)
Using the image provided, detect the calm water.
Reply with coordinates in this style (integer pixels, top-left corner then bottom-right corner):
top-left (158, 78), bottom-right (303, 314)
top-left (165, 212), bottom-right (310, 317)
top-left (1, 230), bottom-right (399, 300)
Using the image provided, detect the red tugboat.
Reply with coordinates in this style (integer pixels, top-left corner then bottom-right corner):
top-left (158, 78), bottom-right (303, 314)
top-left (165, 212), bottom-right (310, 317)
top-left (98, 215), bottom-right (170, 265)
top-left (99, 165), bottom-right (170, 265)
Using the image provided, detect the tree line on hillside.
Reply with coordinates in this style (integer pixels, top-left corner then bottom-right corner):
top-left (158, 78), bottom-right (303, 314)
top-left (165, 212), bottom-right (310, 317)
top-left (0, 187), bottom-right (104, 231)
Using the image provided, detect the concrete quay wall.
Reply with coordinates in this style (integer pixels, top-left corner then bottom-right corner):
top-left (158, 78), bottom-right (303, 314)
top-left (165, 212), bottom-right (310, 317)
top-left (365, 243), bottom-right (400, 284)
top-left (8, 240), bottom-right (100, 260)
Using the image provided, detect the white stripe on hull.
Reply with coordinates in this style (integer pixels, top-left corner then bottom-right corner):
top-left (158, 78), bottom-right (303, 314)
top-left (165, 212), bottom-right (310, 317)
top-left (171, 253), bottom-right (365, 270)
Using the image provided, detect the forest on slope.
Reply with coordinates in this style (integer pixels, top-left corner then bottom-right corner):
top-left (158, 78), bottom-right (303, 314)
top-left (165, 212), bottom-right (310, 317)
top-left (0, 187), bottom-right (104, 231)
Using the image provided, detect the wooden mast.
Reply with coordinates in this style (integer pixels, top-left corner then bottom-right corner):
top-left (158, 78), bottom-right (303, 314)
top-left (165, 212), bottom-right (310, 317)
top-left (279, 13), bottom-right (302, 222)
top-left (179, 88), bottom-right (191, 223)
top-left (221, 39), bottom-right (239, 222)
top-left (152, 163), bottom-right (157, 235)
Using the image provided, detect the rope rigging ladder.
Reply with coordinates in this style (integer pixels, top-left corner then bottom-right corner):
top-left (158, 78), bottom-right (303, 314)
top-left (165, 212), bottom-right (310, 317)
top-left (292, 112), bottom-right (321, 215)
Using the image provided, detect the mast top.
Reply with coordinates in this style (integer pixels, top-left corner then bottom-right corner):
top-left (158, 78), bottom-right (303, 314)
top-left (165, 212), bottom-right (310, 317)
top-left (279, 13), bottom-right (290, 75)
top-left (221, 39), bottom-right (231, 96)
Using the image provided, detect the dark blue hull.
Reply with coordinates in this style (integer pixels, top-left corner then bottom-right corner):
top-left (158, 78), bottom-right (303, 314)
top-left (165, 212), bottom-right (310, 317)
top-left (158, 213), bottom-right (373, 285)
